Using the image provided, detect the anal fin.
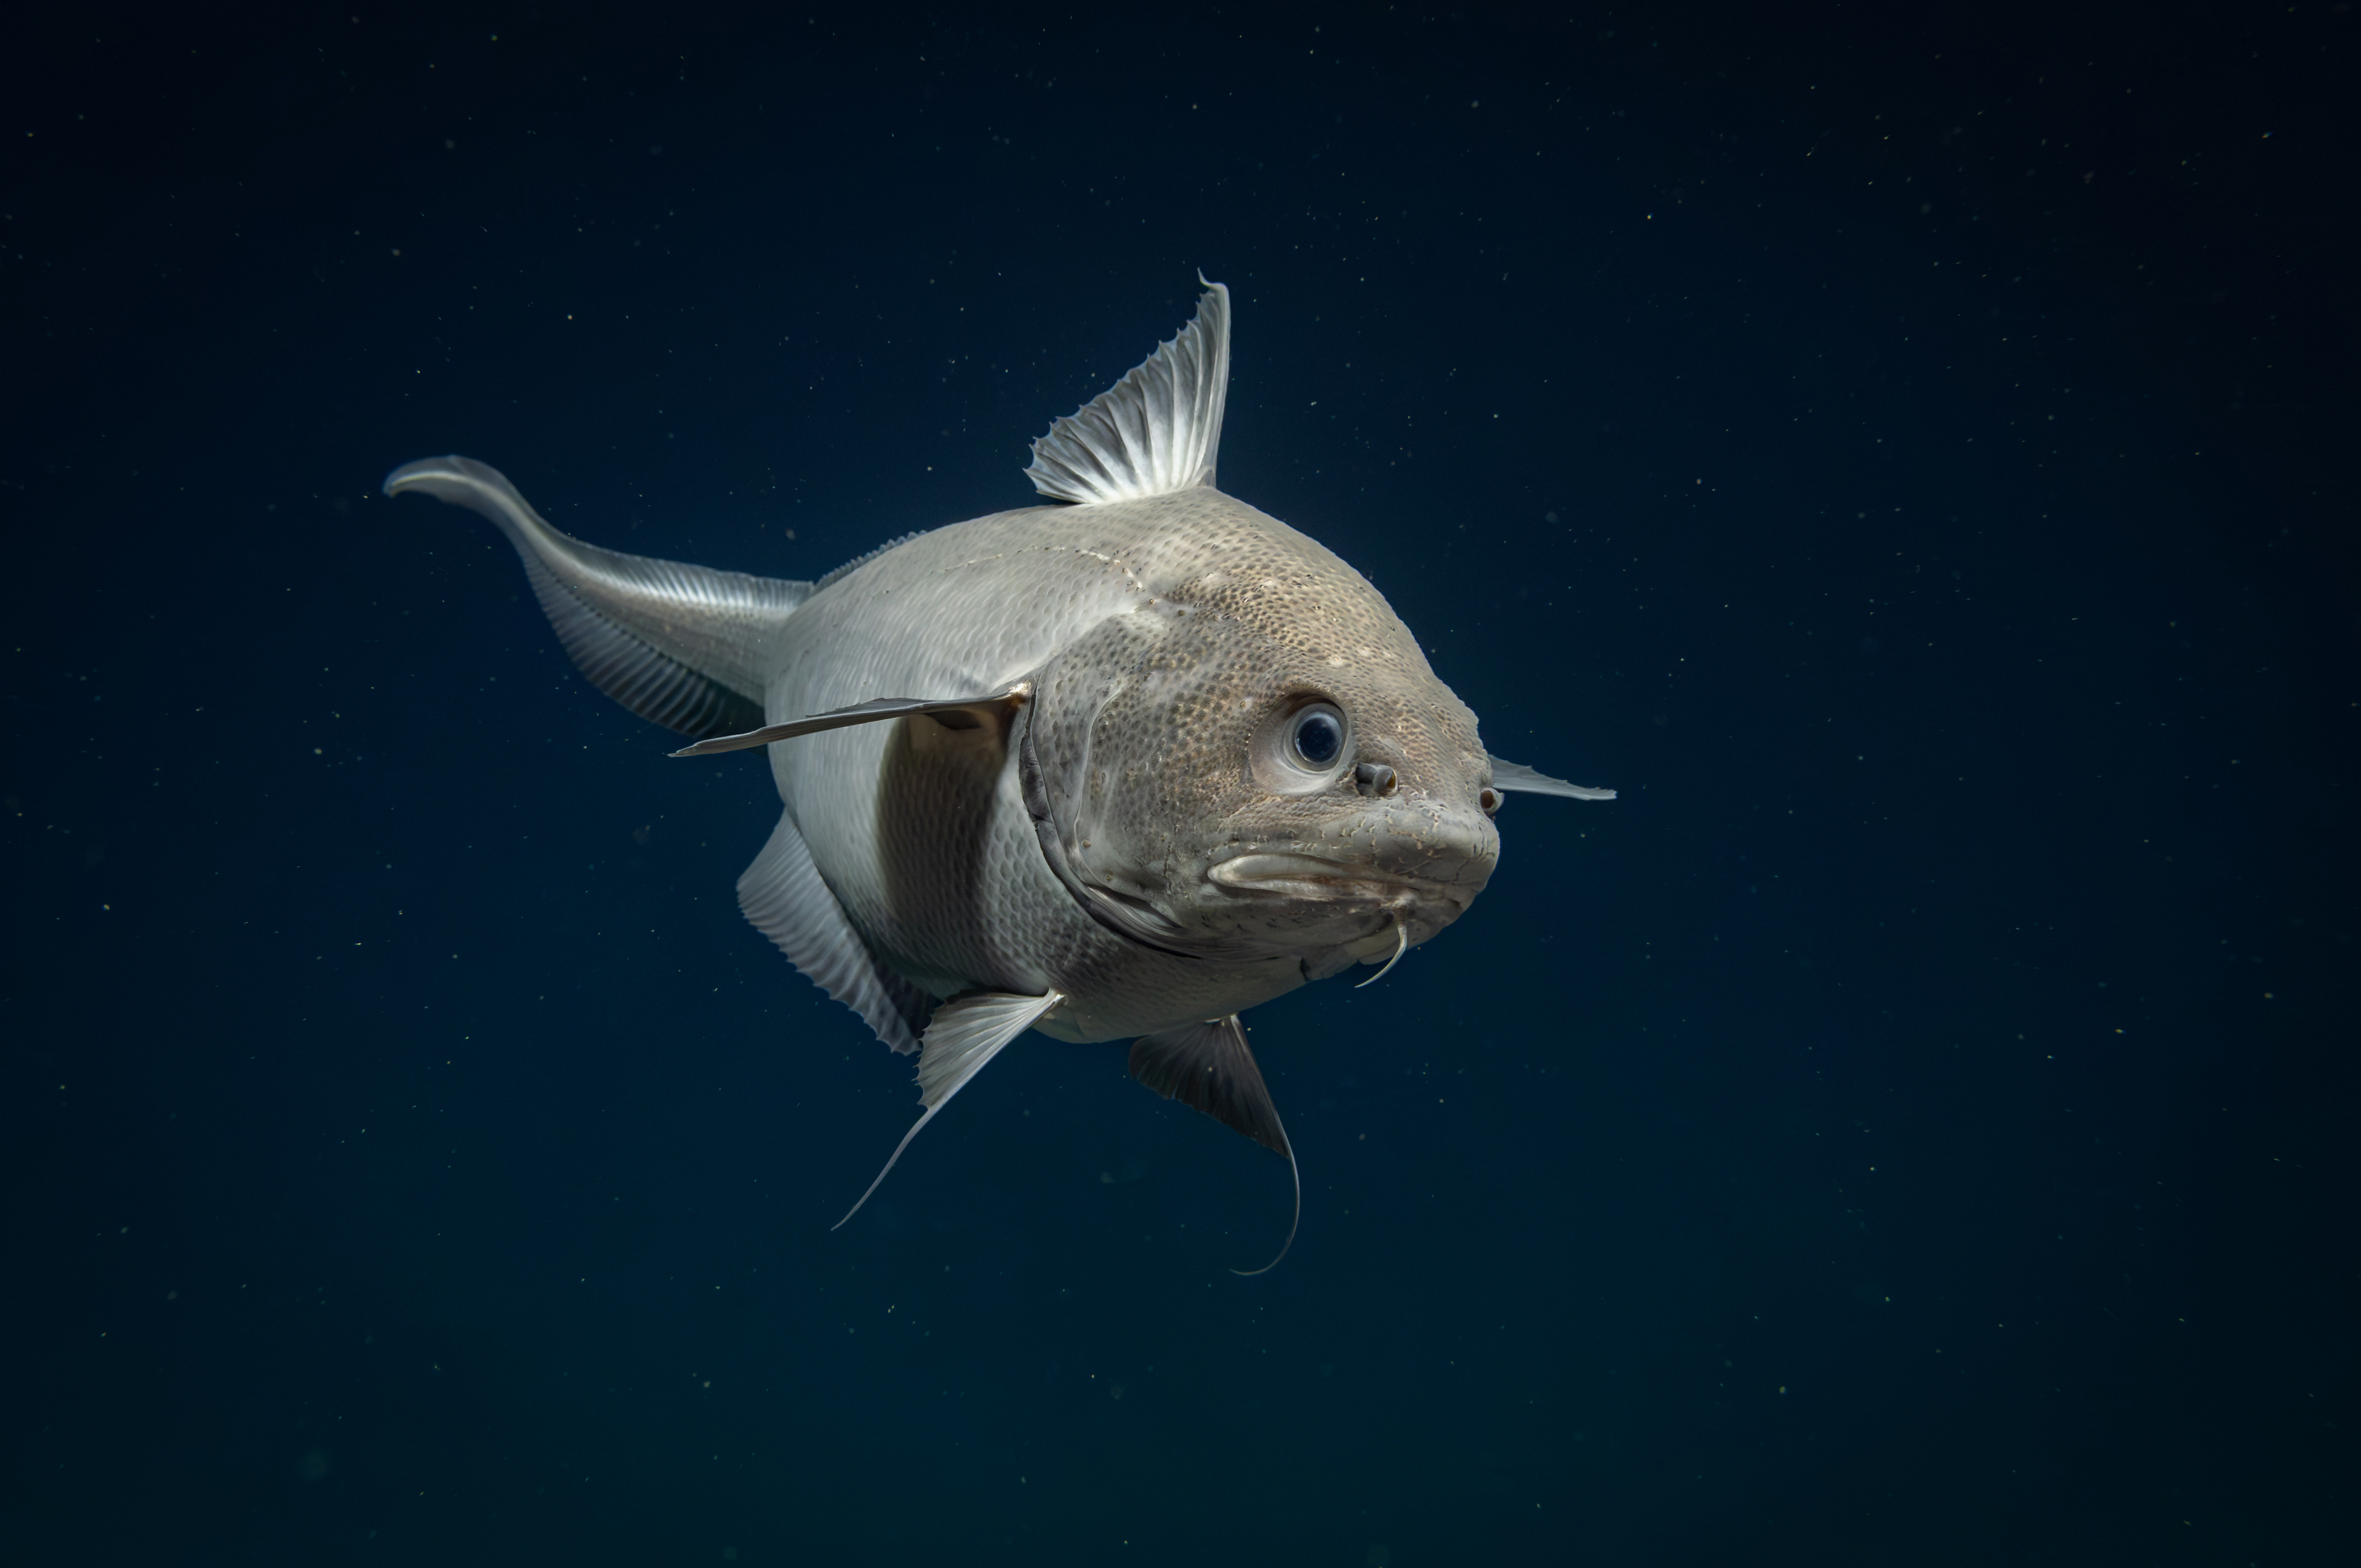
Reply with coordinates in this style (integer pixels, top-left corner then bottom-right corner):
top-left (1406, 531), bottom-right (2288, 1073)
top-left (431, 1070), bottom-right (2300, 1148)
top-left (833, 989), bottom-right (1064, 1228)
top-left (1128, 1015), bottom-right (1300, 1274)
top-left (738, 811), bottom-right (932, 1055)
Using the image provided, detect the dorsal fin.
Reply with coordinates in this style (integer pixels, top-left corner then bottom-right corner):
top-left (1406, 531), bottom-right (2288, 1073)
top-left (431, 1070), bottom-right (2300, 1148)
top-left (813, 531), bottom-right (924, 592)
top-left (1025, 277), bottom-right (1231, 505)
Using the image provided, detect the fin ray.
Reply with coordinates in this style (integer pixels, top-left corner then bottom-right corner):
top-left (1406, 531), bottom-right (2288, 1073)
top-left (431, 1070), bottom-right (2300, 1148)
top-left (1026, 279), bottom-right (1230, 505)
top-left (1127, 1015), bottom-right (1290, 1157)
top-left (670, 686), bottom-right (1029, 759)
top-left (813, 532), bottom-right (923, 591)
top-left (1128, 1016), bottom-right (1300, 1273)
top-left (832, 990), bottom-right (1064, 1228)
top-left (385, 455), bottom-right (809, 737)
top-left (737, 811), bottom-right (932, 1055)
top-left (1489, 757), bottom-right (1618, 801)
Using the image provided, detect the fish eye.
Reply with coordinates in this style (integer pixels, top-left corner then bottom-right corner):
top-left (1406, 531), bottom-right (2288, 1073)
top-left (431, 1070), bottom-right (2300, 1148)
top-left (1287, 704), bottom-right (1348, 771)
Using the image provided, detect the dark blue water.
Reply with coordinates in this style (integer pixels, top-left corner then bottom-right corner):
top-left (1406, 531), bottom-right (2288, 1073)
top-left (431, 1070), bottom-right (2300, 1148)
top-left (6, 7), bottom-right (2353, 1564)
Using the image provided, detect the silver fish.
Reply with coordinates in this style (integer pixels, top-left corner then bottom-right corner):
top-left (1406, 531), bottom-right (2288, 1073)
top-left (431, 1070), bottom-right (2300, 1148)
top-left (385, 280), bottom-right (1612, 1269)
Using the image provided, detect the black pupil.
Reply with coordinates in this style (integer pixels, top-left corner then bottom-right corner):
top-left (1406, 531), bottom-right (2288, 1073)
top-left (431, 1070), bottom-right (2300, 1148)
top-left (1295, 712), bottom-right (1342, 766)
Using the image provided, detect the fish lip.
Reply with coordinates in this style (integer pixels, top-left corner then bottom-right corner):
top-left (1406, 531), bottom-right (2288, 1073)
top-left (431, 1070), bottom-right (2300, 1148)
top-left (1203, 851), bottom-right (1469, 903)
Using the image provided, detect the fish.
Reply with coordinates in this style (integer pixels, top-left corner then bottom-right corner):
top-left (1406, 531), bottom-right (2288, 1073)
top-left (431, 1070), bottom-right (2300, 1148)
top-left (384, 279), bottom-right (1613, 1269)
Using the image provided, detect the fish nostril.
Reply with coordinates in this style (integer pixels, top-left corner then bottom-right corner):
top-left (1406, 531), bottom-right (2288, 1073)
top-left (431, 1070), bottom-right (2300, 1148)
top-left (1478, 787), bottom-right (1502, 814)
top-left (1354, 762), bottom-right (1397, 799)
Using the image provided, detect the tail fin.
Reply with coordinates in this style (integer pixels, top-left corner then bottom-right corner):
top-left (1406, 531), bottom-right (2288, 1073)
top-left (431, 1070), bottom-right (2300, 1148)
top-left (385, 456), bottom-right (809, 737)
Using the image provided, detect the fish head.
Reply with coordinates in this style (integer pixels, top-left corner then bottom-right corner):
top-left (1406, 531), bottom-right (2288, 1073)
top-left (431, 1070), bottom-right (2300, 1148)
top-left (1021, 531), bottom-right (1501, 977)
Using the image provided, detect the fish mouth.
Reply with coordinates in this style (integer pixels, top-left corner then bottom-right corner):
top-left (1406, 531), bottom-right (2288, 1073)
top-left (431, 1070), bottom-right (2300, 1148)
top-left (1206, 852), bottom-right (1433, 900)
top-left (1209, 859), bottom-right (1407, 892)
top-left (1201, 845), bottom-right (1485, 980)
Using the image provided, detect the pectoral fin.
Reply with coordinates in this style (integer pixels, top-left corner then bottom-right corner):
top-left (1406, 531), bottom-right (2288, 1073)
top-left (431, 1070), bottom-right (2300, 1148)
top-left (671, 687), bottom-right (1030, 758)
top-left (832, 989), bottom-right (1064, 1229)
top-left (1128, 1015), bottom-right (1300, 1275)
top-left (1488, 757), bottom-right (1618, 801)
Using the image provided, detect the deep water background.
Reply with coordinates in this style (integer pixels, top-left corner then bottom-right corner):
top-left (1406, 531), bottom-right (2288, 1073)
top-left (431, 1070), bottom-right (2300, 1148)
top-left (4, 5), bottom-right (2355, 1564)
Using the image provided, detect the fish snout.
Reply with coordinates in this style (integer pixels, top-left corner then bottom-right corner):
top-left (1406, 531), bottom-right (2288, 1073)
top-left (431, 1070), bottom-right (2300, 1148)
top-left (1346, 795), bottom-right (1499, 904)
top-left (1202, 797), bottom-right (1498, 920)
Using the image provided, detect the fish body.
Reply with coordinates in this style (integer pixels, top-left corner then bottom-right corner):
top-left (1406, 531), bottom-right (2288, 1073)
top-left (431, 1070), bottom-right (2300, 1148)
top-left (386, 281), bottom-right (1612, 1249)
top-left (763, 486), bottom-right (1483, 1043)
